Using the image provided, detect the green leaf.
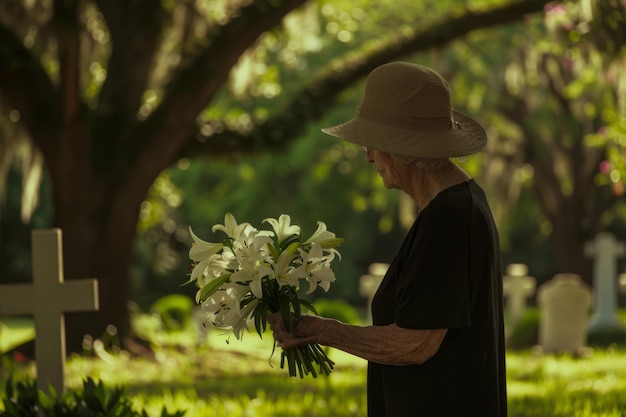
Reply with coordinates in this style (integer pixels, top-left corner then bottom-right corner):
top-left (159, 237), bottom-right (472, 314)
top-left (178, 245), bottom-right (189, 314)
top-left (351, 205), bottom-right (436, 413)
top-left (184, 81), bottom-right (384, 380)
top-left (254, 300), bottom-right (269, 338)
top-left (283, 241), bottom-right (301, 255)
top-left (298, 299), bottom-right (318, 315)
top-left (288, 287), bottom-right (301, 321)
top-left (286, 350), bottom-right (297, 377)
top-left (196, 274), bottom-right (232, 303)
top-left (278, 290), bottom-right (292, 332)
top-left (279, 235), bottom-right (300, 251)
top-left (268, 243), bottom-right (279, 261)
top-left (320, 238), bottom-right (345, 249)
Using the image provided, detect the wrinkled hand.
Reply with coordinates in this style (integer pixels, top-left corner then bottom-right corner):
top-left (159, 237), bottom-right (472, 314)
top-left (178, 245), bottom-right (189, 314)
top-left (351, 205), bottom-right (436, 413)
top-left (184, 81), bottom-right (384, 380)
top-left (268, 312), bottom-right (330, 350)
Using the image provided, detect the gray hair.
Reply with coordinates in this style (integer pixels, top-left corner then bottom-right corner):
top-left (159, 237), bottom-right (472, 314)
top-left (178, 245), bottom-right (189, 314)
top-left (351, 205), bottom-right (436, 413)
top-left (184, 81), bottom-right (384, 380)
top-left (390, 153), bottom-right (449, 169)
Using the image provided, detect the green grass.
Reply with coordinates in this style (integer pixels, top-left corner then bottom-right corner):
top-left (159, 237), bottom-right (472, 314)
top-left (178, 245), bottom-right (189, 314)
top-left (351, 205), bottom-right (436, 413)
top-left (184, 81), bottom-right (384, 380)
top-left (0, 319), bottom-right (35, 353)
top-left (506, 348), bottom-right (626, 416)
top-left (2, 315), bottom-right (626, 416)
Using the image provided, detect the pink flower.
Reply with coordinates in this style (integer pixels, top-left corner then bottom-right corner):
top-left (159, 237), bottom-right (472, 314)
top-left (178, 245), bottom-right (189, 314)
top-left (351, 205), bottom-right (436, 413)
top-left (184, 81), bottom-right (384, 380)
top-left (13, 351), bottom-right (27, 363)
top-left (599, 161), bottom-right (611, 174)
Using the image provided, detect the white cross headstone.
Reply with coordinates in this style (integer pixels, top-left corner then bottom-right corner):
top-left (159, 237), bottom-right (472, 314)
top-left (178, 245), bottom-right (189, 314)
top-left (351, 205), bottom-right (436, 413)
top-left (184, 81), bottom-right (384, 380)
top-left (537, 273), bottom-right (592, 354)
top-left (0, 229), bottom-right (99, 395)
top-left (502, 263), bottom-right (536, 328)
top-left (359, 263), bottom-right (388, 324)
top-left (584, 232), bottom-right (625, 332)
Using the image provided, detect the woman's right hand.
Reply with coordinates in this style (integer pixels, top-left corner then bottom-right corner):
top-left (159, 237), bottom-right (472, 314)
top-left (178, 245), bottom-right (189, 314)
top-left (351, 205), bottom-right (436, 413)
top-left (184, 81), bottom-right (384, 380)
top-left (267, 312), bottom-right (333, 349)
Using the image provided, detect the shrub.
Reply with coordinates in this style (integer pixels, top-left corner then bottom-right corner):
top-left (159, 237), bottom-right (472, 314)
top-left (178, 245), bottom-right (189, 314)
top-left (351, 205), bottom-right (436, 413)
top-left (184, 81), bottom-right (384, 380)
top-left (0, 377), bottom-right (185, 417)
top-left (149, 294), bottom-right (194, 332)
top-left (587, 327), bottom-right (626, 347)
top-left (507, 308), bottom-right (540, 350)
top-left (313, 299), bottom-right (363, 325)
top-left (506, 308), bottom-right (626, 349)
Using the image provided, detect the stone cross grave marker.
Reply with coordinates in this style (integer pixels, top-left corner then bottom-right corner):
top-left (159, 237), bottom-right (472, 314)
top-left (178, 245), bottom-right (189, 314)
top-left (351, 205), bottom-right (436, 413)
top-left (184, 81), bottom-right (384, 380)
top-left (502, 263), bottom-right (536, 329)
top-left (359, 263), bottom-right (388, 324)
top-left (584, 232), bottom-right (625, 332)
top-left (0, 229), bottom-right (99, 395)
top-left (537, 273), bottom-right (592, 354)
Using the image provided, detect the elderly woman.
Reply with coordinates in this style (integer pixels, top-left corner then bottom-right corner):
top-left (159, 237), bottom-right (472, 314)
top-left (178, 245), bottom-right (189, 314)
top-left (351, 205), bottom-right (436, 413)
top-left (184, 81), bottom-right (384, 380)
top-left (269, 62), bottom-right (507, 417)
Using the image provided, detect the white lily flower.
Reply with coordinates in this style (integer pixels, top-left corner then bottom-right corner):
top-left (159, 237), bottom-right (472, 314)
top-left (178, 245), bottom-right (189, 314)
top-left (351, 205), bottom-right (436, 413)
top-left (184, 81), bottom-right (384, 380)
top-left (190, 257), bottom-right (211, 285)
top-left (309, 265), bottom-right (336, 293)
top-left (263, 214), bottom-right (300, 245)
top-left (232, 298), bottom-right (259, 339)
top-left (231, 247), bottom-right (269, 299)
top-left (304, 221), bottom-right (338, 247)
top-left (299, 243), bottom-right (336, 293)
top-left (187, 213), bottom-right (343, 376)
top-left (239, 226), bottom-right (273, 253)
top-left (270, 250), bottom-right (307, 288)
top-left (188, 227), bottom-right (225, 285)
top-left (212, 213), bottom-right (251, 241)
top-left (189, 227), bottom-right (224, 261)
top-left (203, 284), bottom-right (258, 340)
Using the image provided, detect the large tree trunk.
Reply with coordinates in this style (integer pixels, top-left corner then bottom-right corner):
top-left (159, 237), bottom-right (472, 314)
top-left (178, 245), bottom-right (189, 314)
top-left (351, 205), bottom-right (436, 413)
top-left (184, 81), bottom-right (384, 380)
top-left (549, 199), bottom-right (595, 285)
top-left (529, 150), bottom-right (600, 287)
top-left (50, 140), bottom-right (149, 352)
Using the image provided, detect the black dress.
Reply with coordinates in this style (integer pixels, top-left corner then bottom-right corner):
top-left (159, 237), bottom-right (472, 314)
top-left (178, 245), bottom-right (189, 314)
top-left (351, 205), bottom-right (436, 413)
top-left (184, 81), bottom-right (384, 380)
top-left (368, 180), bottom-right (507, 417)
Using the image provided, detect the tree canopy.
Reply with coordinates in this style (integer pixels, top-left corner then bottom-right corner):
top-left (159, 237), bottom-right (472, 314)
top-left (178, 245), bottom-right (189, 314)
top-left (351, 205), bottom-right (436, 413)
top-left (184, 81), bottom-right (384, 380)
top-left (1, 0), bottom-right (624, 352)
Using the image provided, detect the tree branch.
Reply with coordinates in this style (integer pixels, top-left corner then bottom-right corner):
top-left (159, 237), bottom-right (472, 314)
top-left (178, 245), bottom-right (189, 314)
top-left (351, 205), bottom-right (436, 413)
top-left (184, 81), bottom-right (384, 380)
top-left (181, 0), bottom-right (557, 158)
top-left (123, 0), bottom-right (309, 184)
top-left (499, 88), bottom-right (563, 221)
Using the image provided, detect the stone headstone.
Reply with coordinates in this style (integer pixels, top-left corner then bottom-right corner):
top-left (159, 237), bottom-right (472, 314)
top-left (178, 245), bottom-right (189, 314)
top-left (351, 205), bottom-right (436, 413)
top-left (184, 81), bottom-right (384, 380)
top-left (503, 263), bottom-right (536, 328)
top-left (620, 273), bottom-right (626, 295)
top-left (584, 232), bottom-right (625, 331)
top-left (617, 273), bottom-right (626, 307)
top-left (537, 273), bottom-right (592, 354)
top-left (359, 263), bottom-right (388, 324)
top-left (0, 229), bottom-right (99, 395)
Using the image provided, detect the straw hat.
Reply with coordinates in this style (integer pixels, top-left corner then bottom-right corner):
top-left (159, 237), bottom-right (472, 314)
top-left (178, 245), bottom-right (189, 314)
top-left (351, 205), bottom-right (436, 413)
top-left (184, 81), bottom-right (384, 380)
top-left (321, 62), bottom-right (487, 158)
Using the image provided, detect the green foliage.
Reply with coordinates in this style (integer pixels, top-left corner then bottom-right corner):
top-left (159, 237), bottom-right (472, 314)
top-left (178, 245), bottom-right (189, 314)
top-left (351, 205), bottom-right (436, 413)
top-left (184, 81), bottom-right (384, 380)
top-left (507, 307), bottom-right (540, 350)
top-left (507, 349), bottom-right (626, 417)
top-left (0, 377), bottom-right (185, 417)
top-left (149, 295), bottom-right (194, 332)
top-left (0, 319), bottom-right (34, 354)
top-left (1, 377), bottom-right (38, 417)
top-left (588, 328), bottom-right (626, 348)
top-left (313, 298), bottom-right (363, 325)
top-left (507, 308), bottom-right (626, 350)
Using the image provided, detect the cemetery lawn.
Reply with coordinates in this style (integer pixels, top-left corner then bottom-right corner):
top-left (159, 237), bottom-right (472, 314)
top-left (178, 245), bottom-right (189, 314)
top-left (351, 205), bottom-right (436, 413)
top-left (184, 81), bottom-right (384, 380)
top-left (2, 330), bottom-right (626, 417)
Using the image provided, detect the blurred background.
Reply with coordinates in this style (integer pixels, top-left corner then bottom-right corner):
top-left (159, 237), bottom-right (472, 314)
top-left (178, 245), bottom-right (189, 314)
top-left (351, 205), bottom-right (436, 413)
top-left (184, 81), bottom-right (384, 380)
top-left (0, 0), bottom-right (625, 354)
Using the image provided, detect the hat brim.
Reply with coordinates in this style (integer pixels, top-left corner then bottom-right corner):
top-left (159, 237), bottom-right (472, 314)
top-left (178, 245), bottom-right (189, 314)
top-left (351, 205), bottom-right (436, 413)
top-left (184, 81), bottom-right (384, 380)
top-left (321, 111), bottom-right (487, 158)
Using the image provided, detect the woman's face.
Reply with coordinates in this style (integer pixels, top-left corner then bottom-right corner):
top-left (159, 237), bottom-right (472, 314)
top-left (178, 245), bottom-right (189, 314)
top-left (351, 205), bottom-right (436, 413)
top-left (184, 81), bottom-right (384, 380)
top-left (364, 147), bottom-right (409, 190)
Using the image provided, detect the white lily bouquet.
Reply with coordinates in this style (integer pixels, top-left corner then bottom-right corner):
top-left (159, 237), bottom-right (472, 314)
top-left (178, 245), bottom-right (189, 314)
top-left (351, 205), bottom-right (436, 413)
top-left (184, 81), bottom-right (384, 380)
top-left (186, 213), bottom-right (344, 378)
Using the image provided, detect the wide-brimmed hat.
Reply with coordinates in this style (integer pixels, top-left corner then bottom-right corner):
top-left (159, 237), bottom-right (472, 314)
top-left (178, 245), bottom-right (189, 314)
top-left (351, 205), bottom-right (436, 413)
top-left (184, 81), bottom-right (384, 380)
top-left (321, 62), bottom-right (487, 158)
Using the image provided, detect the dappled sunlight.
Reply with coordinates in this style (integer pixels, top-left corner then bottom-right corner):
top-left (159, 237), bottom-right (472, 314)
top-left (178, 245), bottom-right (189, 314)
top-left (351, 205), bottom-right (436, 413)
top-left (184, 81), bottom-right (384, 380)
top-left (506, 349), bottom-right (626, 416)
top-left (2, 314), bottom-right (626, 417)
top-left (63, 345), bottom-right (626, 417)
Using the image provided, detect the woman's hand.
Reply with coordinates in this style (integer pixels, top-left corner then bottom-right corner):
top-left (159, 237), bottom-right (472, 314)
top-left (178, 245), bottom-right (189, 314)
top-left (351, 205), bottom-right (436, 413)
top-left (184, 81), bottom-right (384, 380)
top-left (267, 312), bottom-right (333, 350)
